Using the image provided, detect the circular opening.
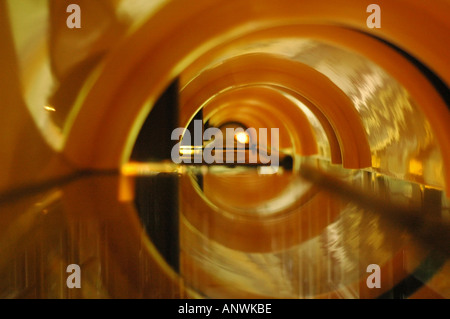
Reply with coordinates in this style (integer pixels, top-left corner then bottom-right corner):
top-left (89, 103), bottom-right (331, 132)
top-left (67, 1), bottom-right (450, 299)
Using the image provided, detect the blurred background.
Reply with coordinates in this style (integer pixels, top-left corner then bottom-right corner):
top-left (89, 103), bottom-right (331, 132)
top-left (0, 0), bottom-right (449, 298)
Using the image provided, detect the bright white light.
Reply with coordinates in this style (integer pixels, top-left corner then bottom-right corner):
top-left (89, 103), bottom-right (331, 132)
top-left (235, 132), bottom-right (249, 144)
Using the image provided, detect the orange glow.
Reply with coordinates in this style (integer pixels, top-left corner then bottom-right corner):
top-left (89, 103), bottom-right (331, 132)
top-left (409, 158), bottom-right (423, 176)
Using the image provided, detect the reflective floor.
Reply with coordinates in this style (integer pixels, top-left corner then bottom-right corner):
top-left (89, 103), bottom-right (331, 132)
top-left (1, 160), bottom-right (448, 299)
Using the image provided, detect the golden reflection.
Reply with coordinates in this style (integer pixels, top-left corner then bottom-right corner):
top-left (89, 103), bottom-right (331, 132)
top-left (0, 162), bottom-right (449, 298)
top-left (43, 105), bottom-right (56, 112)
top-left (409, 159), bottom-right (424, 176)
top-left (178, 162), bottom-right (449, 298)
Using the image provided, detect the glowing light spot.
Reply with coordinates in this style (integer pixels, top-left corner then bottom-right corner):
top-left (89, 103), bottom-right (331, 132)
top-left (44, 106), bottom-right (56, 112)
top-left (235, 132), bottom-right (249, 144)
top-left (121, 162), bottom-right (178, 176)
top-left (179, 146), bottom-right (202, 156)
